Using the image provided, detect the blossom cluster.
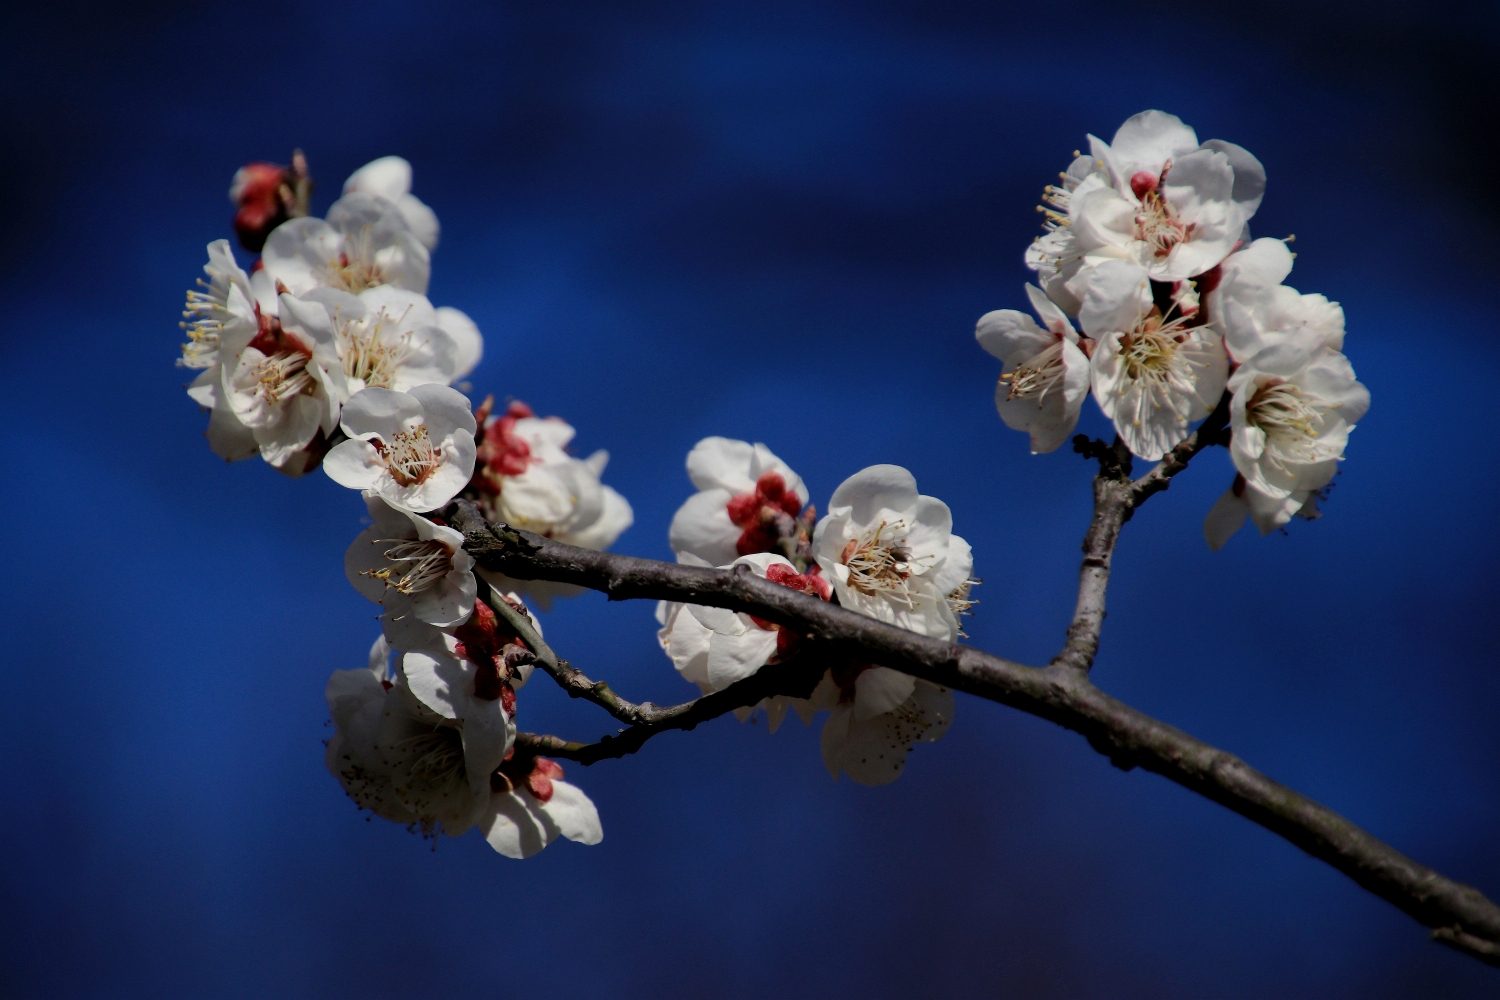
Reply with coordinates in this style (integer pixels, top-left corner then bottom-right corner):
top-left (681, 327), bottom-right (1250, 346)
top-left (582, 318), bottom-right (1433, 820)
top-left (177, 116), bottom-right (1364, 858)
top-left (979, 111), bottom-right (1369, 546)
top-left (659, 440), bottom-right (972, 785)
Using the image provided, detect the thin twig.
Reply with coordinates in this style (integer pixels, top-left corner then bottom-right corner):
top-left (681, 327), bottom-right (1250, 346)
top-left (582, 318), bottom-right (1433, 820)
top-left (475, 571), bottom-right (699, 727)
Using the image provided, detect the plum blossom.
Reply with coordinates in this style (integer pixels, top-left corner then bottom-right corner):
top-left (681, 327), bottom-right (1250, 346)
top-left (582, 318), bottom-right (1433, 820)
top-left (1068, 110), bottom-right (1264, 282)
top-left (481, 753), bottom-right (603, 858)
top-left (346, 494), bottom-right (476, 649)
top-left (218, 292), bottom-right (342, 474)
top-left (1025, 112), bottom-right (1263, 309)
top-left (657, 552), bottom-right (831, 695)
top-left (342, 156), bottom-right (441, 252)
top-left (262, 191), bottom-right (430, 297)
top-left (1081, 260), bottom-right (1228, 461)
top-left (324, 384), bottom-right (477, 512)
top-left (1227, 346), bottom-right (1368, 501)
top-left (1026, 151), bottom-right (1115, 314)
top-left (179, 240), bottom-right (262, 462)
top-left (812, 465), bottom-right (971, 641)
top-left (397, 637), bottom-right (516, 802)
top-left (291, 285), bottom-right (469, 400)
top-left (813, 665), bottom-right (955, 786)
top-left (1203, 474), bottom-right (1325, 551)
top-left (1208, 237), bottom-right (1346, 363)
top-left (976, 284), bottom-right (1092, 453)
top-left (472, 402), bottom-right (633, 559)
top-left (325, 635), bottom-right (496, 835)
top-left (668, 437), bottom-right (811, 567)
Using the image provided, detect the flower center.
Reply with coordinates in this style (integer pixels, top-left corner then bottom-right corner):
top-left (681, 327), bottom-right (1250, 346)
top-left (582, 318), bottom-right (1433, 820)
top-left (252, 351), bottom-right (315, 407)
top-left (381, 424), bottom-right (441, 487)
top-left (1133, 189), bottom-right (1194, 259)
top-left (1247, 381), bottom-right (1325, 462)
top-left (1000, 340), bottom-right (1067, 403)
top-left (839, 520), bottom-right (927, 606)
top-left (339, 310), bottom-right (414, 389)
top-left (321, 229), bottom-right (387, 294)
top-left (1117, 307), bottom-right (1198, 388)
top-left (363, 538), bottom-right (452, 595)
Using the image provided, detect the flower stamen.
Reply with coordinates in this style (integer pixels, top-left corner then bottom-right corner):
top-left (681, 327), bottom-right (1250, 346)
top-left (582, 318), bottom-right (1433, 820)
top-left (381, 424), bottom-right (442, 487)
top-left (363, 538), bottom-right (452, 595)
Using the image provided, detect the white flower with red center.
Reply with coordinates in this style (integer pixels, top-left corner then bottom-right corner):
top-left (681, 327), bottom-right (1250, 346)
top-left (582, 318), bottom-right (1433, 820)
top-left (1067, 110), bottom-right (1264, 283)
top-left (288, 285), bottom-right (470, 400)
top-left (1081, 260), bottom-right (1228, 460)
top-left (657, 552), bottom-right (832, 695)
top-left (345, 494), bottom-right (477, 647)
top-left (342, 156), bottom-right (441, 252)
top-left (814, 664), bottom-right (954, 786)
top-left (1202, 474), bottom-right (1325, 551)
top-left (812, 465), bottom-right (971, 641)
top-left (1207, 237), bottom-right (1346, 363)
top-left (262, 191), bottom-right (430, 297)
top-left (481, 753), bottom-right (603, 859)
top-left (218, 293), bottom-right (342, 473)
top-left (668, 437), bottom-right (811, 567)
top-left (1227, 343), bottom-right (1368, 500)
top-left (324, 383), bottom-right (477, 513)
top-left (473, 402), bottom-right (633, 554)
top-left (976, 284), bottom-right (1093, 454)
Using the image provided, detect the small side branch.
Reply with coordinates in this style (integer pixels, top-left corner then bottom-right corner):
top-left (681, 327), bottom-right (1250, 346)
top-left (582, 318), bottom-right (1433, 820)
top-left (513, 655), bottom-right (826, 765)
top-left (477, 572), bottom-right (697, 727)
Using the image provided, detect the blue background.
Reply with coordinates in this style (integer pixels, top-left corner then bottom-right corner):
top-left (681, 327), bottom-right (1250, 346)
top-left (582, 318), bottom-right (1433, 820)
top-left (3, 2), bottom-right (1498, 996)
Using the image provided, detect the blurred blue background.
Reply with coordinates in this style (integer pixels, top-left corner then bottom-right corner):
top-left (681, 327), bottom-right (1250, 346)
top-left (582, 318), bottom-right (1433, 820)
top-left (2, 2), bottom-right (1498, 996)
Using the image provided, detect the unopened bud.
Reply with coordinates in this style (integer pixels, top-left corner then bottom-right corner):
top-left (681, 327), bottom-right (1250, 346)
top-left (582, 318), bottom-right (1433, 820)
top-left (230, 162), bottom-right (292, 253)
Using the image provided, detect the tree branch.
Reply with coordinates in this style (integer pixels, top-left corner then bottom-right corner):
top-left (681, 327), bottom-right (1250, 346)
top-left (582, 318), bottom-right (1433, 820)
top-left (444, 497), bottom-right (1500, 967)
top-left (1053, 394), bottom-right (1234, 674)
top-left (513, 653), bottom-right (826, 764)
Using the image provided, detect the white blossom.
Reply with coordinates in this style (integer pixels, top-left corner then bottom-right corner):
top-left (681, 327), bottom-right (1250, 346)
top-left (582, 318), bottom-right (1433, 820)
top-left (1026, 112), bottom-right (1264, 308)
top-left (346, 494), bottom-right (477, 650)
top-left (1208, 237), bottom-right (1346, 363)
top-left (976, 284), bottom-right (1092, 453)
top-left (262, 191), bottom-right (430, 297)
top-left (217, 292), bottom-right (343, 473)
top-left (1203, 476), bottom-right (1323, 551)
top-left (657, 552), bottom-right (830, 693)
top-left (325, 635), bottom-right (497, 835)
top-left (1025, 151), bottom-right (1115, 314)
top-left (342, 156), bottom-right (441, 252)
top-left (324, 384), bottom-right (477, 513)
top-left (668, 437), bottom-right (809, 566)
top-left (481, 755), bottom-right (603, 859)
top-left (813, 666), bottom-right (954, 786)
top-left (1069, 110), bottom-right (1264, 282)
top-left (180, 240), bottom-right (263, 463)
top-left (291, 285), bottom-right (469, 399)
top-left (397, 637), bottom-right (515, 803)
top-left (1081, 260), bottom-right (1228, 460)
top-left (474, 406), bottom-right (633, 601)
top-left (1228, 345), bottom-right (1369, 500)
top-left (813, 465), bottom-right (971, 641)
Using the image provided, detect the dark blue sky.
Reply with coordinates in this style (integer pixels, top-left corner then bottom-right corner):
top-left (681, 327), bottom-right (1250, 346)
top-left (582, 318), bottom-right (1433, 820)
top-left (3, 2), bottom-right (1499, 997)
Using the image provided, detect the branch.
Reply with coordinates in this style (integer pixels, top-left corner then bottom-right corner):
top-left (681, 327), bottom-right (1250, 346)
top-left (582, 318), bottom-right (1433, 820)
top-left (444, 498), bottom-right (1500, 967)
top-left (513, 653), bottom-right (826, 764)
top-left (1054, 394), bottom-right (1234, 674)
